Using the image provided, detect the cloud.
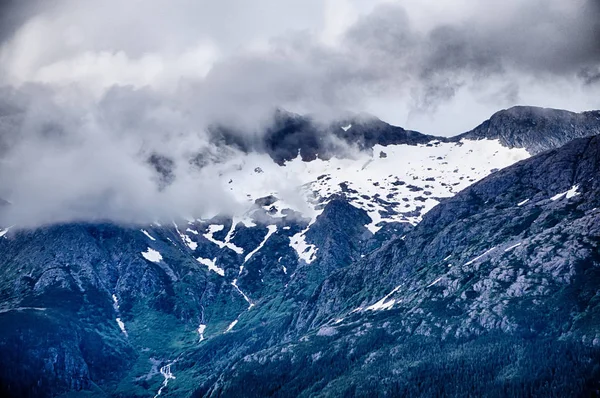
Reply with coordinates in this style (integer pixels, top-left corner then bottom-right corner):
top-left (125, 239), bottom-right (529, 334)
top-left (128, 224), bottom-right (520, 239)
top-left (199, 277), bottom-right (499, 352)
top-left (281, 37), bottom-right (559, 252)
top-left (0, 0), bottom-right (598, 227)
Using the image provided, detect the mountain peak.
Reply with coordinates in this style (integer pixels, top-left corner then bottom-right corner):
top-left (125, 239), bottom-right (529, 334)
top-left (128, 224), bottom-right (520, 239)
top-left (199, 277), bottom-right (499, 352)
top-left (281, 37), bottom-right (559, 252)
top-left (459, 106), bottom-right (600, 154)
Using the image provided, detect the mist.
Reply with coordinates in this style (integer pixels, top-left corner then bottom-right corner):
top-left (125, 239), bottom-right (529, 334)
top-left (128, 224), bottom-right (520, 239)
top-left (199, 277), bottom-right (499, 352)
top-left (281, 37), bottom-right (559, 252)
top-left (0, 0), bottom-right (598, 227)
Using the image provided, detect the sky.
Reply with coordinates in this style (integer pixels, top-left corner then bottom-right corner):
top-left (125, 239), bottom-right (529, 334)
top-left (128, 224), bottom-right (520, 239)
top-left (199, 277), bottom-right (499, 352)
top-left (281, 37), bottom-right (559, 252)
top-left (0, 0), bottom-right (598, 227)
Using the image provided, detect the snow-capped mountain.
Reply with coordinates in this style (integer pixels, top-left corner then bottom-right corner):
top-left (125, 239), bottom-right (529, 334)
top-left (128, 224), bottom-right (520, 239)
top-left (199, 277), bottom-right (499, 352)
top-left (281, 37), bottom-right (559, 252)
top-left (0, 106), bottom-right (600, 397)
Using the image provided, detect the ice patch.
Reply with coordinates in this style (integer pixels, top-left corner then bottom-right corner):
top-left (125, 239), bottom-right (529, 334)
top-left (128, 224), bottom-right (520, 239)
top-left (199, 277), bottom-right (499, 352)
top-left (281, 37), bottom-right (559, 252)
top-left (517, 199), bottom-right (530, 206)
top-left (141, 248), bottom-right (162, 263)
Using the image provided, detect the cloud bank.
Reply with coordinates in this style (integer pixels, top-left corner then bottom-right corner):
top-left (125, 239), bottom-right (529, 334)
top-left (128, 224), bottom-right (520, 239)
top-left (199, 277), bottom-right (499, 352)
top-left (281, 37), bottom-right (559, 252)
top-left (0, 0), bottom-right (598, 227)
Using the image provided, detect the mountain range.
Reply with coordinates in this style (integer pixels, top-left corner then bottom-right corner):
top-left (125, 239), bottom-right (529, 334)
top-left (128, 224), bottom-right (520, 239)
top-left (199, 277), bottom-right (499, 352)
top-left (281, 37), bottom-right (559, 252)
top-left (1, 106), bottom-right (600, 397)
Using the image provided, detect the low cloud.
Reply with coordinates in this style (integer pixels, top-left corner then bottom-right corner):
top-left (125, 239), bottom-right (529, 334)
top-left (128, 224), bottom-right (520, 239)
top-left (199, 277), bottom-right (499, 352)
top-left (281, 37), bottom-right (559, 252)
top-left (0, 0), bottom-right (598, 227)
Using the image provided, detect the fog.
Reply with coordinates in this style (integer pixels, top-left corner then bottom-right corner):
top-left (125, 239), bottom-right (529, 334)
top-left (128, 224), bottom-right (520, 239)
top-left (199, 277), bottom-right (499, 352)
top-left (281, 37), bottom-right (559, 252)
top-left (0, 0), bottom-right (598, 227)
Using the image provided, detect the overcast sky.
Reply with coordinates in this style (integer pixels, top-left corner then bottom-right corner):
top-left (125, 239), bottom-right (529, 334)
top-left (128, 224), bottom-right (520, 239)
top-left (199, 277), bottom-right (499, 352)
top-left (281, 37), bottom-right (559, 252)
top-left (0, 0), bottom-right (598, 227)
top-left (1, 0), bottom-right (599, 134)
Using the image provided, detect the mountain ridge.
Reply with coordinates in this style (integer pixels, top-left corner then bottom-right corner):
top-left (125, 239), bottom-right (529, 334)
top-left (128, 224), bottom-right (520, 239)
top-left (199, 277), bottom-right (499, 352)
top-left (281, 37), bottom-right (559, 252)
top-left (1, 106), bottom-right (600, 397)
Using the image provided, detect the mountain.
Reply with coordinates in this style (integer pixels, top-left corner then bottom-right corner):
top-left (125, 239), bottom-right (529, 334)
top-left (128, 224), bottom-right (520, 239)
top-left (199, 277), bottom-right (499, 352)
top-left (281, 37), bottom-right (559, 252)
top-left (458, 106), bottom-right (600, 154)
top-left (0, 106), bottom-right (599, 397)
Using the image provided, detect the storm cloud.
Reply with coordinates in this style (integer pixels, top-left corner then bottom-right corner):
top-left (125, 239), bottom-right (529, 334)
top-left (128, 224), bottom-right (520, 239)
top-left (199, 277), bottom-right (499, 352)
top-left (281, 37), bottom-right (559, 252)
top-left (0, 0), bottom-right (598, 227)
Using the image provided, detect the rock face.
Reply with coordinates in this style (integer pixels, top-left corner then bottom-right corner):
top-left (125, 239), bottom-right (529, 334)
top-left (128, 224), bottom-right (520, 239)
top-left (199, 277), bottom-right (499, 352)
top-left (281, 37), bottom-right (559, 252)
top-left (206, 136), bottom-right (600, 398)
top-left (1, 107), bottom-right (600, 397)
top-left (211, 109), bottom-right (442, 165)
top-left (458, 106), bottom-right (600, 154)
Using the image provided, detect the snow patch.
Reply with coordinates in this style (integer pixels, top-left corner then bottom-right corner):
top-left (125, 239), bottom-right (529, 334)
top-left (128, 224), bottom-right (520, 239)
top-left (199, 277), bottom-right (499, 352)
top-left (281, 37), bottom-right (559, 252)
top-left (141, 229), bottom-right (156, 241)
top-left (203, 224), bottom-right (244, 254)
top-left (427, 277), bottom-right (443, 288)
top-left (231, 279), bottom-right (254, 309)
top-left (141, 248), bottom-right (162, 263)
top-left (197, 257), bottom-right (225, 276)
top-left (116, 318), bottom-right (128, 336)
top-left (112, 294), bottom-right (119, 310)
top-left (173, 222), bottom-right (197, 250)
top-left (198, 324), bottom-right (206, 341)
top-left (154, 361), bottom-right (176, 397)
top-left (464, 247), bottom-right (496, 266)
top-left (244, 225), bottom-right (277, 263)
top-left (551, 185), bottom-right (580, 201)
top-left (504, 242), bottom-right (522, 252)
top-left (517, 199), bottom-right (530, 206)
top-left (225, 320), bottom-right (238, 332)
top-left (366, 286), bottom-right (401, 311)
top-left (290, 227), bottom-right (318, 264)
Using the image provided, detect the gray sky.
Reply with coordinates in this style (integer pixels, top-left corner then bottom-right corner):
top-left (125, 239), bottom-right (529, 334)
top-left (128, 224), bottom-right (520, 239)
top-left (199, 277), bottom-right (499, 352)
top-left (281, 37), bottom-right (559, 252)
top-left (1, 0), bottom-right (598, 134)
top-left (0, 0), bottom-right (598, 227)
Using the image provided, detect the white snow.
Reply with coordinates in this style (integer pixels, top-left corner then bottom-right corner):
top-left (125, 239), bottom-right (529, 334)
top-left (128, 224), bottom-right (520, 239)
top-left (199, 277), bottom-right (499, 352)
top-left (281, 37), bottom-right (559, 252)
top-left (203, 224), bottom-right (244, 254)
top-left (198, 324), bottom-right (206, 341)
top-left (517, 199), bottom-right (530, 206)
top-left (225, 319), bottom-right (238, 332)
top-left (186, 228), bottom-right (199, 235)
top-left (366, 286), bottom-right (401, 311)
top-left (244, 225), bottom-right (277, 263)
top-left (443, 254), bottom-right (452, 261)
top-left (464, 247), bottom-right (496, 266)
top-left (551, 185), bottom-right (580, 201)
top-left (173, 222), bottom-right (198, 250)
top-left (290, 226), bottom-right (318, 264)
top-left (205, 139), bottom-right (528, 235)
top-left (141, 248), bottom-right (163, 263)
top-left (141, 229), bottom-right (156, 241)
top-left (196, 257), bottom-right (225, 276)
top-left (0, 226), bottom-right (12, 238)
top-left (154, 361), bottom-right (176, 398)
top-left (282, 265), bottom-right (287, 274)
top-left (231, 279), bottom-right (254, 309)
top-left (566, 185), bottom-right (580, 199)
top-left (427, 277), bottom-right (443, 288)
top-left (112, 294), bottom-right (119, 310)
top-left (341, 124), bottom-right (352, 131)
top-left (116, 318), bottom-right (128, 336)
top-left (504, 242), bottom-right (522, 252)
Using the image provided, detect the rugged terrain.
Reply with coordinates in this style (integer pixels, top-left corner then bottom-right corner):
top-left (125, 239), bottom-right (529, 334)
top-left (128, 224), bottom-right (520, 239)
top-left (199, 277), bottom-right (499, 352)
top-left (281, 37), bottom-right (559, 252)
top-left (0, 106), bottom-right (599, 397)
